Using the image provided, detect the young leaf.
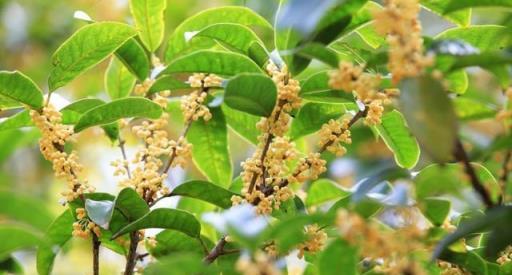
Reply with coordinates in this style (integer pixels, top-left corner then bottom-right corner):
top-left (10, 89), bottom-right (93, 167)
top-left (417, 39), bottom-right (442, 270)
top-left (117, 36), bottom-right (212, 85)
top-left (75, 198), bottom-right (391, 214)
top-left (0, 110), bottom-right (33, 131)
top-left (453, 97), bottom-right (497, 121)
top-left (0, 225), bottom-right (42, 259)
top-left (36, 210), bottom-right (74, 275)
top-left (224, 73), bottom-right (277, 117)
top-left (165, 6), bottom-right (272, 61)
top-left (435, 25), bottom-right (510, 51)
top-left (443, 0), bottom-right (512, 13)
top-left (160, 50), bottom-right (264, 77)
top-left (74, 97), bottom-right (162, 132)
top-left (221, 103), bottom-right (260, 144)
top-left (422, 198), bottom-right (451, 226)
top-left (0, 190), bottom-right (53, 231)
top-left (170, 180), bottom-right (238, 209)
top-left (375, 110), bottom-right (420, 169)
top-left (85, 199), bottom-right (115, 229)
top-left (399, 76), bottom-right (457, 163)
top-left (129, 0), bottom-right (166, 52)
top-left (191, 23), bottom-right (266, 55)
top-left (149, 230), bottom-right (208, 258)
top-left (318, 239), bottom-right (358, 275)
top-left (49, 22), bottom-right (136, 91)
top-left (420, 0), bottom-right (471, 27)
top-left (188, 107), bottom-right (232, 187)
top-left (114, 188), bottom-right (150, 222)
top-left (0, 71), bottom-right (44, 109)
top-left (299, 71), bottom-right (354, 103)
top-left (306, 179), bottom-right (349, 207)
top-left (105, 57), bottom-right (136, 99)
top-left (290, 102), bottom-right (345, 140)
top-left (111, 208), bottom-right (201, 239)
top-left (115, 38), bottom-right (151, 81)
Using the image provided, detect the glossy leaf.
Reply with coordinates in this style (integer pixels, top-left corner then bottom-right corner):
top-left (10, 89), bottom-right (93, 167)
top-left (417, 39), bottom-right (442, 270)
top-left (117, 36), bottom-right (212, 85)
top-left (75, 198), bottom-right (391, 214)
top-left (171, 180), bottom-right (238, 209)
top-left (306, 179), bottom-right (349, 207)
top-left (0, 71), bottom-right (43, 109)
top-left (188, 107), bottom-right (232, 187)
top-left (422, 198), bottom-right (451, 227)
top-left (74, 97), bottom-right (162, 132)
top-left (165, 6), bottom-right (272, 61)
top-left (399, 76), bottom-right (457, 163)
top-left (299, 71), bottom-right (354, 103)
top-left (0, 110), bottom-right (32, 131)
top-left (295, 43), bottom-right (339, 67)
top-left (0, 225), bottom-right (41, 259)
top-left (160, 50), bottom-right (263, 77)
top-left (36, 210), bottom-right (74, 275)
top-left (112, 208), bottom-right (201, 239)
top-left (435, 26), bottom-right (510, 51)
top-left (0, 190), bottom-right (53, 231)
top-left (420, 0), bottom-right (471, 26)
top-left (49, 22), bottom-right (136, 91)
top-left (290, 102), bottom-right (345, 140)
top-left (148, 76), bottom-right (190, 95)
top-left (129, 0), bottom-right (166, 52)
top-left (105, 57), bottom-right (136, 99)
top-left (224, 73), bottom-right (277, 117)
top-left (191, 23), bottom-right (265, 54)
top-left (453, 97), bottom-right (497, 121)
top-left (318, 239), bottom-right (358, 275)
top-left (114, 188), bottom-right (149, 222)
top-left (149, 230), bottom-right (208, 258)
top-left (375, 110), bottom-right (420, 169)
top-left (444, 0), bottom-right (512, 13)
top-left (115, 39), bottom-right (151, 81)
top-left (221, 104), bottom-right (260, 144)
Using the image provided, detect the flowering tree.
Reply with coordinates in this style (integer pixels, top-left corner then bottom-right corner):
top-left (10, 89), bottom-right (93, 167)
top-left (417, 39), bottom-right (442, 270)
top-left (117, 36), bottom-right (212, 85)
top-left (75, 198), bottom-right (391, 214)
top-left (1, 0), bottom-right (512, 274)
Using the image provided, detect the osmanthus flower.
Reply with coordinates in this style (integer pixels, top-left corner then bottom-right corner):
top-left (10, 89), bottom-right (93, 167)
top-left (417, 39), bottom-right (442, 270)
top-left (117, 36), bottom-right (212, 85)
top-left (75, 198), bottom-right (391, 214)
top-left (30, 104), bottom-right (94, 201)
top-left (72, 207), bottom-right (101, 239)
top-left (372, 0), bottom-right (433, 83)
top-left (497, 246), bottom-right (512, 265)
top-left (296, 224), bottom-right (328, 259)
top-left (438, 261), bottom-right (470, 275)
top-left (235, 251), bottom-right (283, 275)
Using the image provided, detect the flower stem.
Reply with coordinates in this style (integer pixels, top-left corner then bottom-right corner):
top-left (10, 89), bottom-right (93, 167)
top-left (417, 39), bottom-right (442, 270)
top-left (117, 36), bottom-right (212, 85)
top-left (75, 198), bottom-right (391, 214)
top-left (92, 234), bottom-right (100, 275)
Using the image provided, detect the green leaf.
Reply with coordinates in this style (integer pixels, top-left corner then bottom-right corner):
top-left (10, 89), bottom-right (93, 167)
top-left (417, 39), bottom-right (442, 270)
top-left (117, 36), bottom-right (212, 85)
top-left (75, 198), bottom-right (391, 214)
top-left (170, 180), bottom-right (238, 209)
top-left (221, 104), bottom-right (260, 144)
top-left (129, 0), bottom-right (166, 52)
top-left (224, 73), bottom-right (277, 117)
top-left (399, 76), bottom-right (458, 163)
top-left (318, 239), bottom-right (358, 275)
top-left (0, 190), bottom-right (53, 231)
top-left (375, 110), bottom-right (420, 169)
top-left (328, 195), bottom-right (382, 218)
top-left (0, 256), bottom-right (23, 274)
top-left (435, 25), bottom-right (511, 51)
top-left (165, 6), bottom-right (272, 61)
top-left (85, 199), bottom-right (115, 229)
top-left (299, 71), bottom-right (354, 103)
top-left (453, 97), bottom-right (497, 121)
top-left (0, 225), bottom-right (41, 259)
top-left (145, 253), bottom-right (214, 275)
top-left (422, 198), bottom-right (451, 227)
top-left (439, 250), bottom-right (489, 275)
top-left (295, 43), bottom-right (339, 68)
top-left (114, 188), bottom-right (149, 222)
top-left (149, 230), bottom-right (208, 258)
top-left (105, 57), bottom-right (136, 99)
top-left (115, 38), bottom-right (151, 81)
top-left (290, 102), bottom-right (345, 140)
top-left (112, 208), bottom-right (201, 239)
top-left (353, 167), bottom-right (410, 201)
top-left (0, 110), bottom-right (32, 131)
top-left (306, 179), bottom-right (349, 207)
top-left (74, 97), bottom-right (162, 132)
top-left (420, 0), bottom-right (471, 26)
top-left (160, 50), bottom-right (263, 77)
top-left (188, 107), bottom-right (232, 187)
top-left (61, 98), bottom-right (106, 124)
top-left (444, 0), bottom-right (512, 13)
top-left (49, 22), bottom-right (136, 91)
top-left (445, 70), bottom-right (468, 94)
top-left (36, 210), bottom-right (74, 275)
top-left (148, 76), bottom-right (190, 95)
top-left (0, 71), bottom-right (43, 109)
top-left (191, 23), bottom-right (266, 55)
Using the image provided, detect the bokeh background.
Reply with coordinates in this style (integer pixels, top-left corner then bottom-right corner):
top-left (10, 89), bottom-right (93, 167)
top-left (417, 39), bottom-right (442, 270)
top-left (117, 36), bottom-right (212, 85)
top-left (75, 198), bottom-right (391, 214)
top-left (0, 0), bottom-right (511, 274)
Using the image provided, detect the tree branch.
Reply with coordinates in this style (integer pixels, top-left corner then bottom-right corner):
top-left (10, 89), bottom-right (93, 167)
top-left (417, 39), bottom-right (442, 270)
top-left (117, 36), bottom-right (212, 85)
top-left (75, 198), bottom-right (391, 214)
top-left (204, 236), bottom-right (227, 264)
top-left (123, 231), bottom-right (140, 275)
top-left (454, 139), bottom-right (495, 208)
top-left (92, 234), bottom-right (100, 275)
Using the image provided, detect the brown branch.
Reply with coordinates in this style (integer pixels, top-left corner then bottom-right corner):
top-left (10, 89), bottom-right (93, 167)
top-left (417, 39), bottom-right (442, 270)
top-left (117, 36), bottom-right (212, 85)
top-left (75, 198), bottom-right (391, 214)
top-left (454, 139), bottom-right (494, 208)
top-left (92, 234), bottom-right (100, 275)
top-left (204, 236), bottom-right (227, 264)
top-left (123, 231), bottom-right (140, 275)
top-left (162, 121), bottom-right (192, 174)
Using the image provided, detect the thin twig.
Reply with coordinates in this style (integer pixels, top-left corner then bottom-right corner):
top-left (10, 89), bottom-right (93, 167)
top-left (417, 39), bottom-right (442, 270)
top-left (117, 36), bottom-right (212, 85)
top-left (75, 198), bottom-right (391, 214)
top-left (118, 138), bottom-right (132, 179)
top-left (92, 234), bottom-right (101, 275)
top-left (454, 139), bottom-right (494, 208)
top-left (124, 231), bottom-right (140, 275)
top-left (204, 236), bottom-right (227, 264)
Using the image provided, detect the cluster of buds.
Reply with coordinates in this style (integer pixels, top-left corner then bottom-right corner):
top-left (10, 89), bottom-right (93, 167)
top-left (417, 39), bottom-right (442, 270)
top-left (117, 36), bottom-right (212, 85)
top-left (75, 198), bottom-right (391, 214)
top-left (438, 261), bottom-right (470, 275)
top-left (497, 246), bottom-right (512, 265)
top-left (72, 208), bottom-right (101, 238)
top-left (297, 224), bottom-right (328, 258)
top-left (30, 105), bottom-right (93, 202)
top-left (318, 118), bottom-right (352, 156)
top-left (238, 62), bottom-right (301, 215)
top-left (181, 73), bottom-right (222, 123)
top-left (329, 62), bottom-right (396, 126)
top-left (134, 78), bottom-right (155, 96)
top-left (235, 252), bottom-right (281, 275)
top-left (373, 0), bottom-right (433, 83)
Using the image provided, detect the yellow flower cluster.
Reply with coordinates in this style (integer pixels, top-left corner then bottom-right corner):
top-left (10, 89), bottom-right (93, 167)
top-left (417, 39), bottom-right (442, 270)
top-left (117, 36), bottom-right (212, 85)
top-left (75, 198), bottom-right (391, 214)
top-left (297, 224), bottom-right (327, 259)
top-left (497, 246), bottom-right (512, 265)
top-left (318, 118), bottom-right (352, 156)
top-left (336, 209), bottom-right (426, 274)
top-left (72, 208), bottom-right (101, 239)
top-left (238, 62), bottom-right (301, 214)
top-left (181, 73), bottom-right (222, 123)
top-left (373, 0), bottom-right (433, 83)
top-left (134, 78), bottom-right (155, 96)
top-left (438, 261), bottom-right (470, 275)
top-left (30, 105), bottom-right (93, 201)
top-left (329, 62), bottom-right (394, 126)
top-left (235, 252), bottom-right (281, 275)
top-left (288, 153), bottom-right (327, 184)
